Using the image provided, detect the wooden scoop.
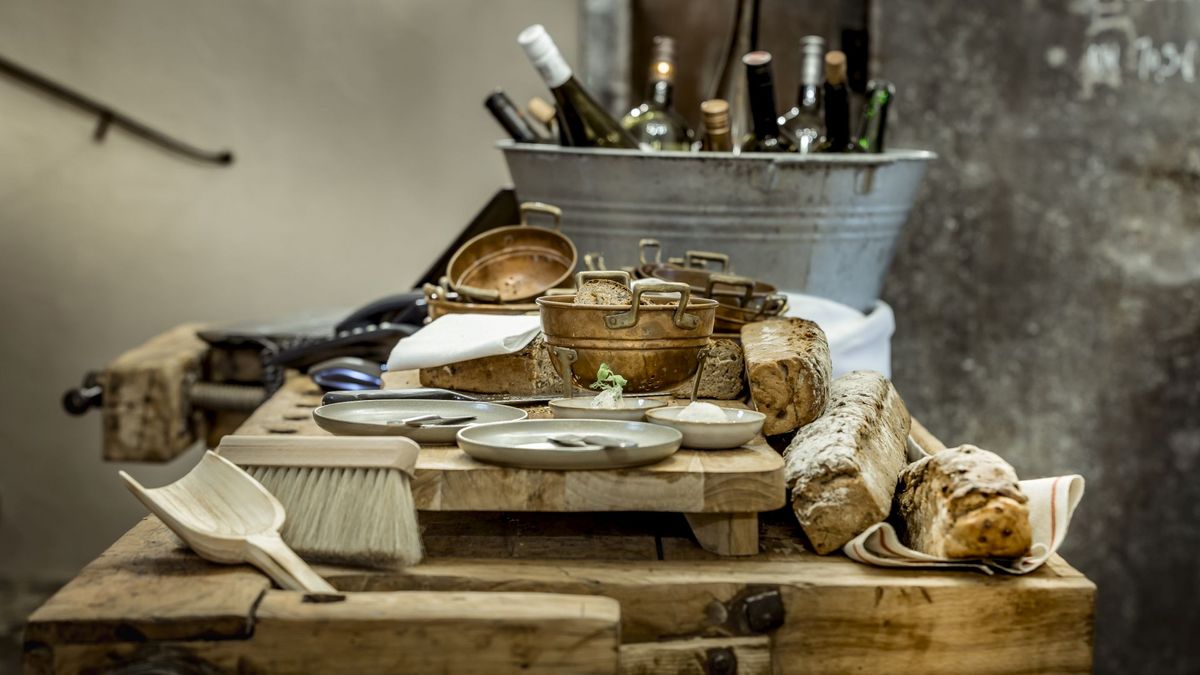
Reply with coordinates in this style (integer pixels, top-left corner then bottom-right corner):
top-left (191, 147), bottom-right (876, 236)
top-left (119, 451), bottom-right (335, 593)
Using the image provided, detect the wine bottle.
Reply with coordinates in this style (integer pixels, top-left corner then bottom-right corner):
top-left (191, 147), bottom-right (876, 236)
top-left (819, 51), bottom-right (851, 152)
top-left (518, 24), bottom-right (638, 149)
top-left (740, 52), bottom-right (796, 153)
top-left (527, 96), bottom-right (559, 143)
top-left (778, 36), bottom-right (825, 154)
top-left (622, 36), bottom-right (694, 151)
top-left (709, 0), bottom-right (758, 146)
top-left (484, 89), bottom-right (545, 144)
top-left (855, 79), bottom-right (895, 153)
top-left (700, 99), bottom-right (734, 152)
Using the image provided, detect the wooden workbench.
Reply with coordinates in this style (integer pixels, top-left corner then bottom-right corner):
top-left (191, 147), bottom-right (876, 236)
top-left (26, 371), bottom-right (1096, 673)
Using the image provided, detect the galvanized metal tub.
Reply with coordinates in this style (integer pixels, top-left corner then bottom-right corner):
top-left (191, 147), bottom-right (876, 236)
top-left (499, 142), bottom-right (935, 312)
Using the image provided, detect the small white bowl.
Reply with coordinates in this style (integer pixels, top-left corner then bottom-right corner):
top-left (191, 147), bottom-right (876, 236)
top-left (549, 396), bottom-right (668, 421)
top-left (644, 406), bottom-right (766, 450)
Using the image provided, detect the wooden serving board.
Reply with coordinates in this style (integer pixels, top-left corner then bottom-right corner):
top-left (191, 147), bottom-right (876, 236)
top-left (233, 372), bottom-right (785, 556)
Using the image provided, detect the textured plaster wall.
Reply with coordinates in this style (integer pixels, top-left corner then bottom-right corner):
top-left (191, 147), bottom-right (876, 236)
top-left (0, 0), bottom-right (579, 581)
top-left (880, 2), bottom-right (1200, 673)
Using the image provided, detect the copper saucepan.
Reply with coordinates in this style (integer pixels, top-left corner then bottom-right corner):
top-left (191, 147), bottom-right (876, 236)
top-left (446, 202), bottom-right (577, 303)
top-left (538, 271), bottom-right (718, 394)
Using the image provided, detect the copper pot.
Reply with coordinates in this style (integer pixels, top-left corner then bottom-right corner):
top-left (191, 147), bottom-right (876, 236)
top-left (538, 271), bottom-right (718, 394)
top-left (446, 202), bottom-right (576, 303)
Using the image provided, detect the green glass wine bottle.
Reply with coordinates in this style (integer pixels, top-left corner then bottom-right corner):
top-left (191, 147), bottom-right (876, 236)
top-left (740, 52), bottom-right (797, 153)
top-left (622, 36), bottom-right (694, 151)
top-left (779, 36), bottom-right (825, 154)
top-left (518, 24), bottom-right (637, 149)
top-left (855, 79), bottom-right (895, 153)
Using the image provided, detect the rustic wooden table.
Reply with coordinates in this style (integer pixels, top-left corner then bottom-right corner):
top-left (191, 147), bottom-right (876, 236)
top-left (29, 331), bottom-right (1096, 674)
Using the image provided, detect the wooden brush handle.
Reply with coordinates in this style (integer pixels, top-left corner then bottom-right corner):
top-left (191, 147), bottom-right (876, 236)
top-left (245, 533), bottom-right (336, 593)
top-left (217, 435), bottom-right (419, 476)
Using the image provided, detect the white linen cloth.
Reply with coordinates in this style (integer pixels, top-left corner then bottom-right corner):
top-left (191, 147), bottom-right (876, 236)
top-left (385, 314), bottom-right (542, 372)
top-left (844, 470), bottom-right (1086, 575)
top-left (783, 293), bottom-right (895, 378)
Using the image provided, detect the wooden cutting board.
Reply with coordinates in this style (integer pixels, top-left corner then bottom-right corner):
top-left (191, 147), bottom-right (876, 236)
top-left (233, 372), bottom-right (785, 555)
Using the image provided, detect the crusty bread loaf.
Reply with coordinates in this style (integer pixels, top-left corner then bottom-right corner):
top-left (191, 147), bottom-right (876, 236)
top-left (894, 445), bottom-right (1032, 559)
top-left (419, 335), bottom-right (561, 395)
top-left (741, 318), bottom-right (831, 436)
top-left (575, 280), bottom-right (633, 306)
top-left (669, 338), bottom-right (745, 400)
top-left (784, 371), bottom-right (910, 554)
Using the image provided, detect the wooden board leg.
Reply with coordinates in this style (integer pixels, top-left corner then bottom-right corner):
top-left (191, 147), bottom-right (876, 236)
top-left (685, 513), bottom-right (759, 556)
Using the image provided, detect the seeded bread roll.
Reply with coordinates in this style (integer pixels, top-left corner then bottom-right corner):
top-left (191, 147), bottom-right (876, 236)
top-left (894, 445), bottom-right (1032, 559)
top-left (575, 279), bottom-right (634, 306)
top-left (670, 338), bottom-right (745, 400)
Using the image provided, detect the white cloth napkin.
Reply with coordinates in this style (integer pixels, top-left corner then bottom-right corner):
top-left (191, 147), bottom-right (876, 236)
top-left (385, 314), bottom-right (542, 372)
top-left (844, 473), bottom-right (1085, 575)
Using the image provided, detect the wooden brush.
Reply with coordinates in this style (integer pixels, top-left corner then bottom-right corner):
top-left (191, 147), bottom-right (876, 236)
top-left (216, 435), bottom-right (422, 569)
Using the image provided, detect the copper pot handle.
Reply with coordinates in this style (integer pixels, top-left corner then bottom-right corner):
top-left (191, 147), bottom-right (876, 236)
top-left (453, 283), bottom-right (502, 302)
top-left (706, 273), bottom-right (756, 306)
top-left (606, 279), bottom-right (700, 330)
top-left (638, 238), bottom-right (662, 265)
top-left (583, 251), bottom-right (607, 271)
top-left (685, 250), bottom-right (730, 272)
top-left (550, 346), bottom-right (578, 398)
top-left (575, 269), bottom-right (632, 289)
top-left (519, 202), bottom-right (564, 230)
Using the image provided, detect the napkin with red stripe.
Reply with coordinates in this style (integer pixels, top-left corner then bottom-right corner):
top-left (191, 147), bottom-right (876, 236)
top-left (844, 473), bottom-right (1084, 574)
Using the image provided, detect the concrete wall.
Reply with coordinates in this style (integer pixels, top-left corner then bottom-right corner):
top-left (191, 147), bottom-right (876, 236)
top-left (0, 0), bottom-right (579, 580)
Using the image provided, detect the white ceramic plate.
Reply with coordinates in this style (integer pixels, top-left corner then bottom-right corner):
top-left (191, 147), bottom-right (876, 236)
top-left (313, 399), bottom-right (527, 443)
top-left (644, 406), bottom-right (765, 450)
top-left (456, 419), bottom-right (682, 470)
top-left (548, 396), bottom-right (668, 421)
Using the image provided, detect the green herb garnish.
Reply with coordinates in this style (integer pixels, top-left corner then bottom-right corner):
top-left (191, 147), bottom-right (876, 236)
top-left (590, 363), bottom-right (627, 395)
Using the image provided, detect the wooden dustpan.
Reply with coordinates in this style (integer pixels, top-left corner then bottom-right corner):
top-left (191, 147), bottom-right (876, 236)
top-left (119, 451), bottom-right (335, 593)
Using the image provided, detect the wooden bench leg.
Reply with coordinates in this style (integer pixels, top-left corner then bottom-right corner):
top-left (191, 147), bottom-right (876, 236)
top-left (685, 513), bottom-right (759, 556)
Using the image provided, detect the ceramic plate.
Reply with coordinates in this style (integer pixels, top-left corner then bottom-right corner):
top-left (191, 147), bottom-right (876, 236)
top-left (456, 419), bottom-right (682, 470)
top-left (644, 406), bottom-right (765, 450)
top-left (313, 399), bottom-right (527, 443)
top-left (548, 396), bottom-right (668, 421)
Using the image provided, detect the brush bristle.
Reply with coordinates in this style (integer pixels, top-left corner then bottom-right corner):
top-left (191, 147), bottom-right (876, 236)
top-left (248, 465), bottom-right (423, 569)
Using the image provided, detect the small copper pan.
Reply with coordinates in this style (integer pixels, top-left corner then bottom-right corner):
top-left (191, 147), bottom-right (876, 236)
top-left (447, 202), bottom-right (577, 303)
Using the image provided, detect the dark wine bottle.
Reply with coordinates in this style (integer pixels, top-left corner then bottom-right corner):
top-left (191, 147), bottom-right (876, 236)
top-left (518, 24), bottom-right (638, 149)
top-left (779, 36), bottom-right (825, 153)
top-left (740, 51), bottom-right (796, 153)
top-left (855, 79), bottom-right (895, 153)
top-left (820, 51), bottom-right (851, 153)
top-left (484, 89), bottom-right (545, 144)
top-left (700, 99), bottom-right (734, 152)
top-left (622, 36), bottom-right (694, 151)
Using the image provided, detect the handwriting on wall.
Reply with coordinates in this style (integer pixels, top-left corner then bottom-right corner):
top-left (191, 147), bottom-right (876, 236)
top-left (1063, 0), bottom-right (1197, 98)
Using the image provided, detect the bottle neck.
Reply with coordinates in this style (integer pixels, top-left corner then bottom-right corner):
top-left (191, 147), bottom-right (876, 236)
top-left (519, 25), bottom-right (573, 88)
top-left (746, 70), bottom-right (780, 139)
top-left (647, 78), bottom-right (673, 108)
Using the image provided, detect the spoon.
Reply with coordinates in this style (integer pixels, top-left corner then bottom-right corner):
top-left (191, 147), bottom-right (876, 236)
top-left (387, 414), bottom-right (477, 427)
top-left (548, 434), bottom-right (638, 450)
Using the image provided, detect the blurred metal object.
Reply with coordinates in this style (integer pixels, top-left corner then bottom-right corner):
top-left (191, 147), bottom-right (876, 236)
top-left (501, 142), bottom-right (934, 312)
top-left (580, 0), bottom-right (631, 117)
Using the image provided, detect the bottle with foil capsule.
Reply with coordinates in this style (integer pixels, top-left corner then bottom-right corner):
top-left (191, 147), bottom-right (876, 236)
top-left (700, 99), bottom-right (734, 152)
top-left (779, 36), bottom-right (825, 153)
top-left (855, 79), bottom-right (894, 153)
top-left (518, 24), bottom-right (637, 149)
top-left (740, 51), bottom-right (796, 153)
top-left (819, 51), bottom-right (851, 152)
top-left (622, 36), bottom-right (694, 151)
top-left (484, 89), bottom-right (546, 144)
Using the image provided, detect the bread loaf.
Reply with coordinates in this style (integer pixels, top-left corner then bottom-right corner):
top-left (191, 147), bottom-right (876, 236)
top-left (784, 371), bottom-right (910, 554)
top-left (575, 280), bottom-right (633, 306)
top-left (741, 318), bottom-right (831, 436)
top-left (669, 338), bottom-right (745, 400)
top-left (419, 335), bottom-right (561, 395)
top-left (894, 445), bottom-right (1032, 558)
